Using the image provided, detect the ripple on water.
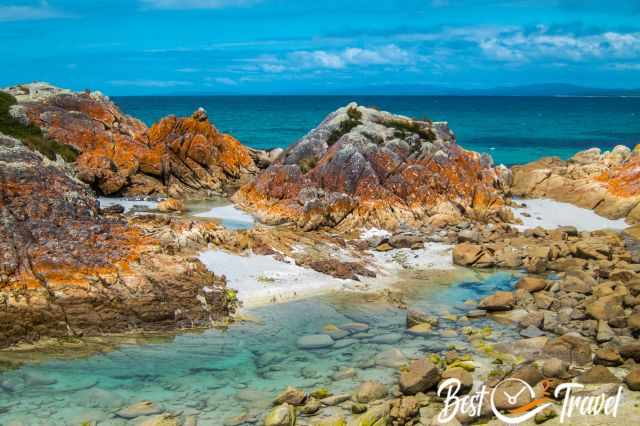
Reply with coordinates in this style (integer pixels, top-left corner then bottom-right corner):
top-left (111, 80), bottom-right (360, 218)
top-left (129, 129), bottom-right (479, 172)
top-left (0, 271), bottom-right (520, 425)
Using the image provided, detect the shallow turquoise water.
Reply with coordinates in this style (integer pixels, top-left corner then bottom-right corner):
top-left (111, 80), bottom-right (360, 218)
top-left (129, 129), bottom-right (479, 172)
top-left (113, 95), bottom-right (640, 165)
top-left (0, 271), bottom-right (519, 425)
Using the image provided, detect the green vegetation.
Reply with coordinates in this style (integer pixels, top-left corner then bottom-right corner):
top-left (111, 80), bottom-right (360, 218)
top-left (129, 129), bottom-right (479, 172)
top-left (362, 131), bottom-right (384, 145)
top-left (346, 105), bottom-right (362, 121)
top-left (383, 117), bottom-right (436, 142)
top-left (0, 92), bottom-right (78, 162)
top-left (298, 155), bottom-right (318, 173)
top-left (326, 106), bottom-right (363, 146)
top-left (256, 274), bottom-right (275, 284)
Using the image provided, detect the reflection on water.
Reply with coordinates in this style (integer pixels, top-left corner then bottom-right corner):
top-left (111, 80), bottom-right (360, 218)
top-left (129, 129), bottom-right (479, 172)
top-left (0, 271), bottom-right (519, 425)
top-left (97, 197), bottom-right (255, 230)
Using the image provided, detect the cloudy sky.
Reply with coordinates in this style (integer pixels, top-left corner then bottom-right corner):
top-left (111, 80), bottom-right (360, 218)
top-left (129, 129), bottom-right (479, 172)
top-left (1, 0), bottom-right (640, 94)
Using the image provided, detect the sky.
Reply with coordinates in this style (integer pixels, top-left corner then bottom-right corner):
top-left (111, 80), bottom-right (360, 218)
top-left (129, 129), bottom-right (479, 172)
top-left (1, 0), bottom-right (640, 95)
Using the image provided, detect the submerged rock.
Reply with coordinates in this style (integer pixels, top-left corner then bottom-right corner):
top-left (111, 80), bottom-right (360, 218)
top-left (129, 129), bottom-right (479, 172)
top-left (354, 380), bottom-right (388, 403)
top-left (116, 401), bottom-right (163, 419)
top-left (296, 334), bottom-right (335, 349)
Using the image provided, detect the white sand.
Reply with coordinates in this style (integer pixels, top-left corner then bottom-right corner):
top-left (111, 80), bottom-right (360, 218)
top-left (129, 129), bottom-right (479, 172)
top-left (512, 198), bottom-right (628, 232)
top-left (98, 197), bottom-right (158, 213)
top-left (360, 228), bottom-right (391, 240)
top-left (370, 243), bottom-right (454, 273)
top-left (193, 205), bottom-right (255, 229)
top-left (198, 242), bottom-right (455, 308)
top-left (198, 250), bottom-right (355, 307)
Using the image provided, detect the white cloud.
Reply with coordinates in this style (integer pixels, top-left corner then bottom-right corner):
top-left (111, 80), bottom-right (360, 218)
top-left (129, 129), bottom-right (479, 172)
top-left (140, 0), bottom-right (260, 10)
top-left (258, 44), bottom-right (417, 72)
top-left (108, 80), bottom-right (192, 88)
top-left (0, 1), bottom-right (70, 22)
top-left (290, 50), bottom-right (346, 69)
top-left (478, 28), bottom-right (640, 63)
top-left (261, 64), bottom-right (286, 73)
top-left (213, 77), bottom-right (238, 85)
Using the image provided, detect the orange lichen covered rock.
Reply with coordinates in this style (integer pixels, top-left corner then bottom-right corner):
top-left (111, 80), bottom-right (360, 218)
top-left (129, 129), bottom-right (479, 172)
top-left (0, 133), bottom-right (235, 348)
top-left (233, 103), bottom-right (511, 230)
top-left (4, 84), bottom-right (256, 197)
top-left (511, 145), bottom-right (640, 222)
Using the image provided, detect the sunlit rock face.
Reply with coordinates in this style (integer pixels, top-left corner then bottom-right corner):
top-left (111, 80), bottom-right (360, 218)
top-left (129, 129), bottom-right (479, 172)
top-left (0, 132), bottom-right (234, 348)
top-left (512, 145), bottom-right (640, 223)
top-left (4, 83), bottom-right (256, 198)
top-left (233, 103), bottom-right (511, 230)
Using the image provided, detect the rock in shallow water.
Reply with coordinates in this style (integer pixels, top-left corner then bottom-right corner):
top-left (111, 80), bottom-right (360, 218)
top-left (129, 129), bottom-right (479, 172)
top-left (296, 334), bottom-right (335, 349)
top-left (116, 401), bottom-right (163, 419)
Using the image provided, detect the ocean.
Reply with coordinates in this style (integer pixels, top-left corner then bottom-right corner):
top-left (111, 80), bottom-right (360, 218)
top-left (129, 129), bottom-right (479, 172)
top-left (113, 95), bottom-right (640, 165)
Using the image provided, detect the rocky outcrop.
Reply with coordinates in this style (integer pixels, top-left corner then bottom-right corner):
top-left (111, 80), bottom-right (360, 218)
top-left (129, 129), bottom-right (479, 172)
top-left (0, 132), bottom-right (236, 348)
top-left (512, 145), bottom-right (640, 222)
top-left (3, 83), bottom-right (257, 198)
top-left (233, 103), bottom-right (512, 231)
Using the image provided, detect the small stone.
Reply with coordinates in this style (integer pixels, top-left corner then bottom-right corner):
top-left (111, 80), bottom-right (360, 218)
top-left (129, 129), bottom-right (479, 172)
top-left (273, 386), bottom-right (306, 406)
top-left (354, 381), bottom-right (388, 403)
top-left (576, 366), bottom-right (620, 384)
top-left (376, 243), bottom-right (393, 252)
top-left (157, 198), bottom-right (185, 213)
top-left (542, 358), bottom-right (569, 378)
top-left (310, 388), bottom-right (331, 399)
top-left (407, 323), bottom-right (433, 336)
top-left (478, 291), bottom-right (514, 311)
top-left (520, 325), bottom-right (544, 338)
top-left (300, 398), bottom-right (321, 415)
top-left (264, 403), bottom-right (295, 426)
top-left (400, 358), bottom-right (441, 395)
top-left (440, 367), bottom-right (473, 393)
top-left (407, 308), bottom-right (438, 328)
top-left (596, 320), bottom-right (615, 343)
top-left (594, 347), bottom-right (623, 366)
top-left (625, 367), bottom-right (640, 391)
top-left (543, 334), bottom-right (592, 365)
top-left (320, 393), bottom-right (351, 406)
top-left (516, 276), bottom-right (547, 293)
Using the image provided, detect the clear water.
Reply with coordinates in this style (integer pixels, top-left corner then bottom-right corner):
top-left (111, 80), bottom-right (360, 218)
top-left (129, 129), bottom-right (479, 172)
top-left (0, 271), bottom-right (519, 425)
top-left (113, 96), bottom-right (640, 166)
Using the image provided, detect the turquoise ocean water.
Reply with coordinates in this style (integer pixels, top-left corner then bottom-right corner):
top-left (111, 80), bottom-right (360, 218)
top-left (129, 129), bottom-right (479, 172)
top-left (113, 95), bottom-right (640, 165)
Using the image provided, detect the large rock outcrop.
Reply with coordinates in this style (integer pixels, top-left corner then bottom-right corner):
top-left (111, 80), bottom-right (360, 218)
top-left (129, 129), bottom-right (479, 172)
top-left (512, 145), bottom-right (640, 222)
top-left (0, 132), bottom-right (236, 348)
top-left (3, 82), bottom-right (256, 197)
top-left (233, 103), bottom-right (511, 230)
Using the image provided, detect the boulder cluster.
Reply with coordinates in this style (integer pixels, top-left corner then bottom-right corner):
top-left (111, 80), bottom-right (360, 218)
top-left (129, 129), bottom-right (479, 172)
top-left (0, 133), bottom-right (237, 348)
top-left (4, 83), bottom-right (258, 197)
top-left (234, 103), bottom-right (512, 231)
top-left (512, 145), bottom-right (640, 222)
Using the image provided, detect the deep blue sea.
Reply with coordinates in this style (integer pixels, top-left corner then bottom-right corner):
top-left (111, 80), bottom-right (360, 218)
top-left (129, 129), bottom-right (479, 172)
top-left (113, 95), bottom-right (640, 165)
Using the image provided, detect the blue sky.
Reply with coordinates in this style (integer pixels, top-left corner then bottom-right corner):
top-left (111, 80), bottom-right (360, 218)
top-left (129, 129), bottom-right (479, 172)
top-left (1, 0), bottom-right (640, 94)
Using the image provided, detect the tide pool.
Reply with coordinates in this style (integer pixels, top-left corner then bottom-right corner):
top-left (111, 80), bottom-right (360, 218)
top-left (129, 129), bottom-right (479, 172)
top-left (0, 271), bottom-right (520, 425)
